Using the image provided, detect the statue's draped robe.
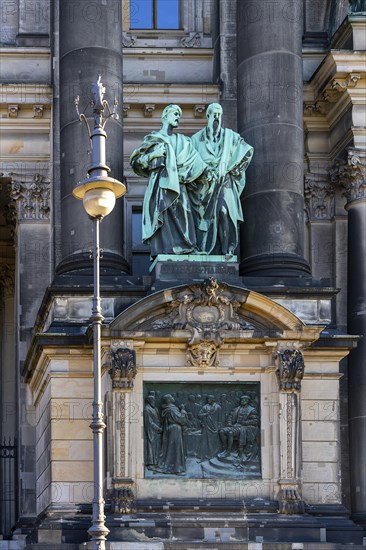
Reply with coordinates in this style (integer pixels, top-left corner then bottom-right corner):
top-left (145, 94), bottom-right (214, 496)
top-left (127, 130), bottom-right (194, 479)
top-left (198, 402), bottom-right (221, 459)
top-left (190, 128), bottom-right (254, 254)
top-left (130, 131), bottom-right (206, 256)
top-left (158, 403), bottom-right (188, 474)
top-left (144, 403), bottom-right (161, 467)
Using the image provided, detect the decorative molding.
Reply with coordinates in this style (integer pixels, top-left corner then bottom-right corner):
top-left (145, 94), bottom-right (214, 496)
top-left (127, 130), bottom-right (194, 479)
top-left (323, 74), bottom-right (361, 104)
top-left (304, 173), bottom-right (335, 220)
top-left (120, 394), bottom-right (126, 477)
top-left (333, 148), bottom-right (366, 204)
top-left (123, 103), bottom-right (130, 118)
top-left (194, 104), bottom-right (206, 118)
top-left (332, 73), bottom-right (361, 91)
top-left (110, 485), bottom-right (136, 514)
top-left (9, 173), bottom-right (50, 221)
top-left (181, 32), bottom-right (201, 48)
top-left (122, 32), bottom-right (136, 48)
top-left (278, 485), bottom-right (305, 515)
top-left (143, 104), bottom-right (155, 117)
top-left (303, 101), bottom-right (328, 117)
top-left (275, 349), bottom-right (305, 393)
top-left (8, 105), bottom-right (19, 118)
top-left (109, 348), bottom-right (137, 389)
top-left (32, 104), bottom-right (44, 118)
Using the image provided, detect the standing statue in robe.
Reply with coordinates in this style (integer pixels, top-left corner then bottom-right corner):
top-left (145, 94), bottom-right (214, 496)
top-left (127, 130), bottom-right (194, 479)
top-left (130, 104), bottom-right (211, 257)
top-left (157, 394), bottom-right (188, 474)
top-left (144, 392), bottom-right (162, 470)
top-left (190, 103), bottom-right (254, 255)
top-left (198, 395), bottom-right (221, 460)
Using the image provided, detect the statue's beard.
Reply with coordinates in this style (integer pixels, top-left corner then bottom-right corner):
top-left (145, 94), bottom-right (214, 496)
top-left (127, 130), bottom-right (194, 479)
top-left (213, 119), bottom-right (219, 136)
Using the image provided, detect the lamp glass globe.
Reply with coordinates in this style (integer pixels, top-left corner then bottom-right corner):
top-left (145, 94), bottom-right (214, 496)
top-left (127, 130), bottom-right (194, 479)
top-left (82, 188), bottom-right (116, 218)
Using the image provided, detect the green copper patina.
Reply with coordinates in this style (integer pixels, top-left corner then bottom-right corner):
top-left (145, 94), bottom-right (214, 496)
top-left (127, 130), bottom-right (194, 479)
top-left (130, 104), bottom-right (208, 256)
top-left (190, 103), bottom-right (254, 255)
top-left (130, 103), bottom-right (253, 257)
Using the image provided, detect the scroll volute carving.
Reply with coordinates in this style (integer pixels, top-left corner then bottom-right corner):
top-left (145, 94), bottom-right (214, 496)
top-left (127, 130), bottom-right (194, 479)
top-left (275, 349), bottom-right (305, 393)
top-left (109, 348), bottom-right (137, 389)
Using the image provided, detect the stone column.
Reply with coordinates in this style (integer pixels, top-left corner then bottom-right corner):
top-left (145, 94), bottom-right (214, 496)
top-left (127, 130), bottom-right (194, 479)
top-left (0, 266), bottom-right (15, 440)
top-left (275, 348), bottom-right (305, 514)
top-left (337, 148), bottom-right (366, 522)
top-left (108, 346), bottom-right (137, 514)
top-left (237, 0), bottom-right (310, 276)
top-left (58, 1), bottom-right (127, 274)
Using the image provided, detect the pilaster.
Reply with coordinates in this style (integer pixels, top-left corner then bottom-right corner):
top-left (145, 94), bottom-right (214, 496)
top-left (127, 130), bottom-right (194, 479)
top-left (275, 348), bottom-right (305, 514)
top-left (108, 344), bottom-right (138, 513)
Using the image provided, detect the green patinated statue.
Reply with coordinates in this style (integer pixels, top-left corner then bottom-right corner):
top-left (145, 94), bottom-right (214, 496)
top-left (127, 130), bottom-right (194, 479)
top-left (190, 103), bottom-right (254, 255)
top-left (130, 104), bottom-right (210, 256)
top-left (130, 103), bottom-right (253, 257)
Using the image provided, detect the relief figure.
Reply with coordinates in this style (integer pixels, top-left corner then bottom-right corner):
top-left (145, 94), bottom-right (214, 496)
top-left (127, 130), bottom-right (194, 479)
top-left (198, 395), bottom-right (221, 460)
top-left (143, 392), bottom-right (162, 470)
top-left (130, 104), bottom-right (210, 257)
top-left (219, 395), bottom-right (259, 462)
top-left (157, 394), bottom-right (188, 475)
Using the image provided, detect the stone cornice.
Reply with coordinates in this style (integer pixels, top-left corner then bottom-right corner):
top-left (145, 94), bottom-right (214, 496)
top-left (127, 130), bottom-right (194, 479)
top-left (0, 84), bottom-right (52, 106)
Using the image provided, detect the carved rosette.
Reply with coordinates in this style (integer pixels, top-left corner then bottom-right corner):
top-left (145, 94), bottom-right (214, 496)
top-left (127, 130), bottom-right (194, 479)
top-left (304, 173), bottom-right (335, 221)
top-left (334, 149), bottom-right (366, 205)
top-left (109, 348), bottom-right (137, 389)
top-left (275, 348), bottom-right (305, 514)
top-left (9, 173), bottom-right (50, 220)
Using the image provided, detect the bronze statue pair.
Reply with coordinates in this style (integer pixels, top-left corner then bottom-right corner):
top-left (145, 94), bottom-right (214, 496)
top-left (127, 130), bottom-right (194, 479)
top-left (130, 104), bottom-right (254, 257)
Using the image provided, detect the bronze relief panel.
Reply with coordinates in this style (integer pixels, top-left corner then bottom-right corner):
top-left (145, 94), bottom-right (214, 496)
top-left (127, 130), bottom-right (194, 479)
top-left (143, 382), bottom-right (261, 479)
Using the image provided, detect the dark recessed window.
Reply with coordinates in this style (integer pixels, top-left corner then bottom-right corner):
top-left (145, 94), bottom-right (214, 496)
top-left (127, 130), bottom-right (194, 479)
top-left (130, 0), bottom-right (180, 29)
top-left (132, 209), bottom-right (143, 248)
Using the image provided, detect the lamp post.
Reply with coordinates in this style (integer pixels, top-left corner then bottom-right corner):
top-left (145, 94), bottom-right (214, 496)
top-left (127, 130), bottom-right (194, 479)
top-left (72, 76), bottom-right (126, 550)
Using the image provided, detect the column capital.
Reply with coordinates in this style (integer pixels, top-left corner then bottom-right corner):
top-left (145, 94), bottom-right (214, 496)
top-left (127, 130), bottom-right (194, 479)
top-left (333, 148), bottom-right (366, 205)
top-left (109, 348), bottom-right (137, 390)
top-left (8, 173), bottom-right (50, 221)
top-left (275, 348), bottom-right (305, 393)
top-left (304, 172), bottom-right (335, 221)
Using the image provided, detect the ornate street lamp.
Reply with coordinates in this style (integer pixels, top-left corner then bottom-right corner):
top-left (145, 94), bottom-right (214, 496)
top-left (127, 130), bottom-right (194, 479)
top-left (72, 76), bottom-right (126, 550)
